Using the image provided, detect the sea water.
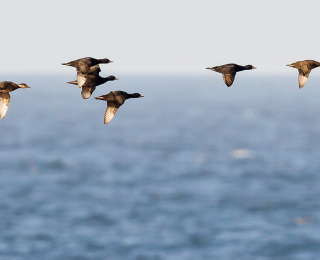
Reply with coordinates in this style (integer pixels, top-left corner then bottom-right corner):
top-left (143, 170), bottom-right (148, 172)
top-left (0, 74), bottom-right (320, 259)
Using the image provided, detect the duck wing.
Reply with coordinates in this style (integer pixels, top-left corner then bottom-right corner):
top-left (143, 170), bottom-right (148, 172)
top-left (81, 86), bottom-right (95, 99)
top-left (0, 81), bottom-right (12, 91)
top-left (76, 69), bottom-right (87, 88)
top-left (113, 91), bottom-right (127, 105)
top-left (104, 101), bottom-right (120, 124)
top-left (222, 73), bottom-right (236, 87)
top-left (75, 65), bottom-right (101, 88)
top-left (88, 65), bottom-right (101, 74)
top-left (306, 60), bottom-right (320, 70)
top-left (0, 92), bottom-right (10, 119)
top-left (78, 60), bottom-right (91, 75)
top-left (221, 66), bottom-right (237, 87)
top-left (298, 69), bottom-right (310, 89)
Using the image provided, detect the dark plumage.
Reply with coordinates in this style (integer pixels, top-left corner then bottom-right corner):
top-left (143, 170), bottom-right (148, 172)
top-left (0, 81), bottom-right (30, 119)
top-left (68, 65), bottom-right (118, 99)
top-left (95, 91), bottom-right (144, 125)
top-left (62, 57), bottom-right (113, 76)
top-left (206, 63), bottom-right (256, 87)
top-left (286, 60), bottom-right (320, 89)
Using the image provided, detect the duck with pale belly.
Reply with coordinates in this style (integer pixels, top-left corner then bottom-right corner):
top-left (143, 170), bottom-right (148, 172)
top-left (0, 81), bottom-right (30, 119)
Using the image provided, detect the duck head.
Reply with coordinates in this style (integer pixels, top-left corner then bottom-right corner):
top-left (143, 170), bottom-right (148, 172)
top-left (100, 58), bottom-right (113, 64)
top-left (244, 65), bottom-right (256, 70)
top-left (18, 83), bottom-right (30, 88)
top-left (129, 93), bottom-right (144, 98)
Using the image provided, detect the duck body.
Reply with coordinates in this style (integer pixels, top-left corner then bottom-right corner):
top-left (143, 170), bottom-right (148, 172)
top-left (0, 81), bottom-right (30, 119)
top-left (206, 63), bottom-right (256, 87)
top-left (67, 65), bottom-right (118, 99)
top-left (95, 91), bottom-right (143, 125)
top-left (62, 57), bottom-right (112, 75)
top-left (81, 74), bottom-right (118, 99)
top-left (286, 60), bottom-right (320, 89)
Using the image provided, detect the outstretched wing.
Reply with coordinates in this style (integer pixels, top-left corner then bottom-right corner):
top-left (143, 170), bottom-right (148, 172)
top-left (81, 87), bottom-right (95, 99)
top-left (222, 73), bottom-right (236, 87)
top-left (76, 65), bottom-right (101, 88)
top-left (76, 69), bottom-right (87, 88)
top-left (298, 70), bottom-right (309, 89)
top-left (104, 101), bottom-right (120, 124)
top-left (0, 92), bottom-right (10, 119)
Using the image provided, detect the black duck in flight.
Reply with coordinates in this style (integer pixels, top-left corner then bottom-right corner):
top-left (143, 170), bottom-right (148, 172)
top-left (286, 60), bottom-right (320, 89)
top-left (62, 57), bottom-right (113, 76)
top-left (94, 91), bottom-right (144, 125)
top-left (68, 65), bottom-right (118, 99)
top-left (206, 63), bottom-right (256, 87)
top-left (0, 81), bottom-right (30, 119)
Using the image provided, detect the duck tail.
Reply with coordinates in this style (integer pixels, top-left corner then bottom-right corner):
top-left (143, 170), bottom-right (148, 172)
top-left (67, 81), bottom-right (78, 85)
top-left (94, 96), bottom-right (104, 100)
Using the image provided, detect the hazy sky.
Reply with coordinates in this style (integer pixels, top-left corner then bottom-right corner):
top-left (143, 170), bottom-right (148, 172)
top-left (2, 0), bottom-right (319, 75)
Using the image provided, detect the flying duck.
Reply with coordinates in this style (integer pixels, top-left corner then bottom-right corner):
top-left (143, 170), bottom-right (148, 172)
top-left (206, 63), bottom-right (256, 87)
top-left (286, 60), bottom-right (320, 89)
top-left (62, 57), bottom-right (113, 76)
top-left (68, 65), bottom-right (118, 99)
top-left (94, 91), bottom-right (144, 125)
top-left (0, 81), bottom-right (30, 119)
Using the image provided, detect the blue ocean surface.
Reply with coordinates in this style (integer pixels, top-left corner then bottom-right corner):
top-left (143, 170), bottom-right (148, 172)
top-left (1, 74), bottom-right (320, 259)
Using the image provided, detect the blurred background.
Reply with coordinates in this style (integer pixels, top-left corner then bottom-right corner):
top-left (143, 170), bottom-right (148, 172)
top-left (1, 0), bottom-right (320, 259)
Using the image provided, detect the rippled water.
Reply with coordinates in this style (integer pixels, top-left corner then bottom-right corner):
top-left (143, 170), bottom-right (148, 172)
top-left (1, 74), bottom-right (320, 259)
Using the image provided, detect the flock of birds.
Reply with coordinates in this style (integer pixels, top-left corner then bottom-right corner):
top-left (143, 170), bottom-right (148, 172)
top-left (0, 58), bottom-right (319, 123)
top-left (61, 57), bottom-right (144, 124)
top-left (206, 60), bottom-right (320, 88)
